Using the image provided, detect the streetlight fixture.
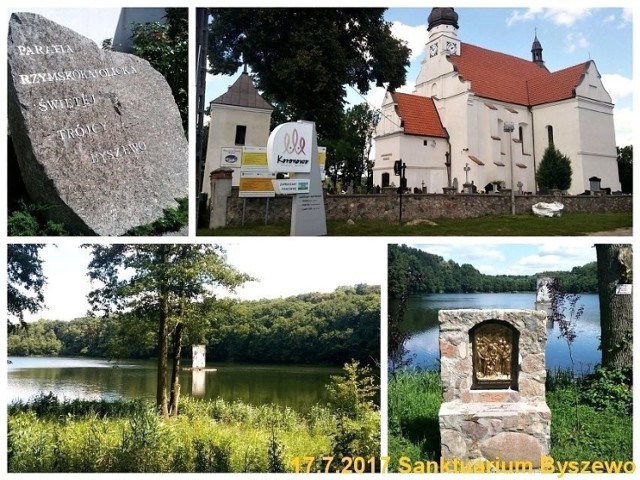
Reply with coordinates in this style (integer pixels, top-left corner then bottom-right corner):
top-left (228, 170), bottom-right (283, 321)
top-left (503, 121), bottom-right (515, 215)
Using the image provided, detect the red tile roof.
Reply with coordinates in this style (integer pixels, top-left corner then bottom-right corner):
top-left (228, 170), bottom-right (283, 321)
top-left (448, 43), bottom-right (590, 106)
top-left (392, 92), bottom-right (448, 138)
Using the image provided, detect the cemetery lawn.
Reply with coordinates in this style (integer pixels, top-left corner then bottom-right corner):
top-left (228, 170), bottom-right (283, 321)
top-left (8, 395), bottom-right (378, 473)
top-left (388, 370), bottom-right (632, 472)
top-left (198, 212), bottom-right (631, 236)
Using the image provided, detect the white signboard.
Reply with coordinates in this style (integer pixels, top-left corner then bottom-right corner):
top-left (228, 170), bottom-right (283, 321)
top-left (220, 147), bottom-right (242, 168)
top-left (289, 121), bottom-right (327, 236)
top-left (192, 345), bottom-right (206, 370)
top-left (267, 122), bottom-right (313, 173)
top-left (274, 179), bottom-right (310, 195)
top-left (616, 284), bottom-right (632, 295)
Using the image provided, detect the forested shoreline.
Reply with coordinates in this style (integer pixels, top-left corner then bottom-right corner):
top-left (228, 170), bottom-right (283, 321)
top-left (388, 244), bottom-right (597, 297)
top-left (8, 285), bottom-right (380, 365)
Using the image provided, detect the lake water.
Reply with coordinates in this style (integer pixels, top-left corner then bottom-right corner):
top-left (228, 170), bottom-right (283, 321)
top-left (398, 292), bottom-right (601, 373)
top-left (7, 357), bottom-right (342, 412)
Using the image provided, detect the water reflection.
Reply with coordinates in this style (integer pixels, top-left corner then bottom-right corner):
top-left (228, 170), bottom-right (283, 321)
top-left (398, 293), bottom-right (601, 373)
top-left (7, 358), bottom-right (342, 412)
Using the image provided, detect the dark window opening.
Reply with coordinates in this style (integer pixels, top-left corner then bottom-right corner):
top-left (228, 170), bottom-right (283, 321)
top-left (519, 126), bottom-right (524, 154)
top-left (547, 125), bottom-right (554, 147)
top-left (382, 172), bottom-right (390, 188)
top-left (235, 125), bottom-right (247, 145)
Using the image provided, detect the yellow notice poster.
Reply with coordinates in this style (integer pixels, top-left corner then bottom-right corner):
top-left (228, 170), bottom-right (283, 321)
top-left (242, 147), bottom-right (269, 169)
top-left (239, 177), bottom-right (275, 198)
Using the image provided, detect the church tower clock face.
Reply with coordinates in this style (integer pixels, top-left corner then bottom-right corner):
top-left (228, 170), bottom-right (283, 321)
top-left (429, 43), bottom-right (438, 57)
top-left (446, 41), bottom-right (457, 55)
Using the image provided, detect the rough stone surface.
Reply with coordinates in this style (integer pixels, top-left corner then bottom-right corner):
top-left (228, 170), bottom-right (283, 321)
top-left (8, 12), bottom-right (188, 235)
top-left (441, 430), bottom-right (467, 458)
top-left (439, 309), bottom-right (548, 402)
top-left (480, 432), bottom-right (544, 467)
top-left (438, 309), bottom-right (551, 464)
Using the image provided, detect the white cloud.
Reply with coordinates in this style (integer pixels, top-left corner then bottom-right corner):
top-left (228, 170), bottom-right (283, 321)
top-left (601, 74), bottom-right (633, 103)
top-left (564, 32), bottom-right (589, 53)
top-left (603, 14), bottom-right (616, 24)
top-left (620, 8), bottom-right (632, 28)
top-left (613, 106), bottom-right (633, 147)
top-left (507, 8), bottom-right (591, 27)
top-left (547, 9), bottom-right (592, 26)
top-left (506, 8), bottom-right (544, 27)
top-left (390, 21), bottom-right (428, 61)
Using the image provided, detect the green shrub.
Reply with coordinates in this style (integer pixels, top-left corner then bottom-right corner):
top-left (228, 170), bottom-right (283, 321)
top-left (580, 367), bottom-right (632, 415)
top-left (536, 145), bottom-right (572, 191)
top-left (194, 439), bottom-right (232, 472)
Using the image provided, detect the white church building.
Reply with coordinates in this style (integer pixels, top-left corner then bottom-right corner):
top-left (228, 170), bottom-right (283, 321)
top-left (373, 8), bottom-right (621, 195)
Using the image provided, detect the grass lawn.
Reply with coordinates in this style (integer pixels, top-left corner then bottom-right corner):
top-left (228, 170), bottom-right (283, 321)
top-left (198, 212), bottom-right (631, 236)
top-left (388, 370), bottom-right (632, 472)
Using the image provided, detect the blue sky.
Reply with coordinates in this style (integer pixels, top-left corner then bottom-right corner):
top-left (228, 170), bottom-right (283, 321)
top-left (207, 7), bottom-right (633, 146)
top-left (407, 241), bottom-right (601, 276)
top-left (18, 240), bottom-right (384, 322)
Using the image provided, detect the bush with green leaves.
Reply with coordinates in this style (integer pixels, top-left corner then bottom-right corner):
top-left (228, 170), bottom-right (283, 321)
top-left (581, 367), bottom-right (632, 415)
top-left (536, 145), bottom-right (573, 191)
top-left (326, 361), bottom-right (380, 459)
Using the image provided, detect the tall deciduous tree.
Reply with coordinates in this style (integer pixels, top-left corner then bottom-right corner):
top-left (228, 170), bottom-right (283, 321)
top-left (7, 244), bottom-right (46, 331)
top-left (207, 9), bottom-right (409, 139)
top-left (325, 103), bottom-right (380, 192)
top-left (86, 244), bottom-right (251, 416)
top-left (131, 8), bottom-right (188, 134)
top-left (595, 244), bottom-right (633, 370)
top-left (616, 145), bottom-right (632, 193)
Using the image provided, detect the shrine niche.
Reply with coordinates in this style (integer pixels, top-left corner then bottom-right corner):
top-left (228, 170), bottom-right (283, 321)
top-left (438, 309), bottom-right (550, 467)
top-left (470, 320), bottom-right (518, 390)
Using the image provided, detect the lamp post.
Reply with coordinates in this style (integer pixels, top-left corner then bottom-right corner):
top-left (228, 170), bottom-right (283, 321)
top-left (504, 121), bottom-right (515, 215)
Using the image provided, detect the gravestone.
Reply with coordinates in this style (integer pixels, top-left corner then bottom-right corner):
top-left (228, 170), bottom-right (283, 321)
top-left (7, 12), bottom-right (188, 235)
top-left (439, 309), bottom-right (550, 467)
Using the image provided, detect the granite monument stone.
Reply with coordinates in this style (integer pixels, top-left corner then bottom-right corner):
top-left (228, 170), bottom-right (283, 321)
top-left (7, 12), bottom-right (188, 235)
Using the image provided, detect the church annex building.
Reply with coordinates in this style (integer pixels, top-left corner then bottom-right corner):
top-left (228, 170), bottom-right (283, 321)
top-left (373, 8), bottom-right (621, 195)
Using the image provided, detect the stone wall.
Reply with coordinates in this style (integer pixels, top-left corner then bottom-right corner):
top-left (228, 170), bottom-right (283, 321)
top-left (438, 309), bottom-right (551, 467)
top-left (439, 309), bottom-right (548, 403)
top-left (223, 190), bottom-right (631, 226)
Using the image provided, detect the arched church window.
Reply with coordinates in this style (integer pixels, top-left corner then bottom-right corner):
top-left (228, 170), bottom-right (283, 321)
top-left (382, 172), bottom-right (390, 188)
top-left (546, 125), bottom-right (554, 147)
top-left (519, 126), bottom-right (524, 154)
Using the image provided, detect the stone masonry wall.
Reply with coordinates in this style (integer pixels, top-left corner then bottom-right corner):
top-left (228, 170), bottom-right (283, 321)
top-left (224, 191), bottom-right (631, 226)
top-left (438, 309), bottom-right (551, 466)
top-left (439, 309), bottom-right (548, 403)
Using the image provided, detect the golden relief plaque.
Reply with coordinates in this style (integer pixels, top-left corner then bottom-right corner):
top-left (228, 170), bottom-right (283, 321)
top-left (471, 321), bottom-right (518, 389)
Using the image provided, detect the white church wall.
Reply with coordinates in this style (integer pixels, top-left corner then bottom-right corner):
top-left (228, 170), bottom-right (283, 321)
top-left (205, 105), bottom-right (272, 189)
top-left (574, 62), bottom-right (613, 104)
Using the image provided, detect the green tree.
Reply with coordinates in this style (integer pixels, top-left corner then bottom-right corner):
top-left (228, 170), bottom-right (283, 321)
top-left (207, 9), bottom-right (409, 139)
top-left (536, 145), bottom-right (573, 191)
top-left (616, 145), bottom-right (632, 193)
top-left (131, 8), bottom-right (188, 134)
top-left (595, 244), bottom-right (633, 370)
top-left (86, 244), bottom-right (251, 417)
top-left (325, 103), bottom-right (380, 192)
top-left (7, 244), bottom-right (46, 332)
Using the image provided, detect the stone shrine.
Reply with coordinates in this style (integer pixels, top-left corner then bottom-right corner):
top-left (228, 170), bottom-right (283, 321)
top-left (439, 309), bottom-right (550, 467)
top-left (7, 12), bottom-right (188, 235)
